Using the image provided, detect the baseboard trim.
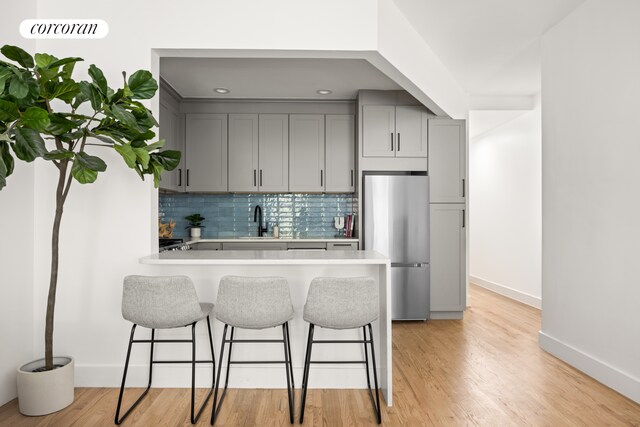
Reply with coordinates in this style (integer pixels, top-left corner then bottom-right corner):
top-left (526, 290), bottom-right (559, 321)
top-left (539, 331), bottom-right (640, 404)
top-left (470, 276), bottom-right (541, 309)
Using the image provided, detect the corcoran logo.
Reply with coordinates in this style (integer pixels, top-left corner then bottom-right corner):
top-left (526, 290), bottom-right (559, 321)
top-left (20, 19), bottom-right (108, 39)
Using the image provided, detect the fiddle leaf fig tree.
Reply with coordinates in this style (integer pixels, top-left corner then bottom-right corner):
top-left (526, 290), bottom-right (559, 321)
top-left (0, 45), bottom-right (181, 371)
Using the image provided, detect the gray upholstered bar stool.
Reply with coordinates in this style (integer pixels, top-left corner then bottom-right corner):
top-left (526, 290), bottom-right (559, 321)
top-left (211, 276), bottom-right (295, 425)
top-left (115, 275), bottom-right (215, 425)
top-left (300, 277), bottom-right (381, 424)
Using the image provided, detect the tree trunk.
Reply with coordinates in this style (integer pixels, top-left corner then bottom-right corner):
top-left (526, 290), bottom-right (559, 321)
top-left (45, 163), bottom-right (70, 370)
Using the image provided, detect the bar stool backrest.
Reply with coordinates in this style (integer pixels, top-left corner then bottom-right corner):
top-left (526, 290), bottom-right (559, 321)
top-left (304, 277), bottom-right (378, 329)
top-left (215, 276), bottom-right (294, 329)
top-left (122, 275), bottom-right (203, 329)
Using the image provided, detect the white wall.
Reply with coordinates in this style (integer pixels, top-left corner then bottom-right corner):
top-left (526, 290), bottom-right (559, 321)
top-left (469, 106), bottom-right (542, 308)
top-left (540, 0), bottom-right (640, 403)
top-left (0, 0), bottom-right (37, 406)
top-left (0, 0), bottom-right (459, 391)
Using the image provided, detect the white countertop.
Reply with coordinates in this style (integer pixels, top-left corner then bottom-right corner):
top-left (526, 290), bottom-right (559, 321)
top-left (141, 249), bottom-right (388, 265)
top-left (186, 238), bottom-right (359, 243)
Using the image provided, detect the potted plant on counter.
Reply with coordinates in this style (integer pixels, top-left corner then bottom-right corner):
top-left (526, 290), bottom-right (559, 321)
top-left (0, 45), bottom-right (180, 415)
top-left (185, 213), bottom-right (205, 239)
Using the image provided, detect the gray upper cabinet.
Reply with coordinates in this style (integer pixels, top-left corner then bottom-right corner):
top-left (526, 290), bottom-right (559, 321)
top-left (430, 203), bottom-right (466, 313)
top-left (185, 113), bottom-right (228, 192)
top-left (362, 105), bottom-right (427, 158)
top-left (362, 105), bottom-right (395, 157)
top-left (228, 114), bottom-right (259, 192)
top-left (325, 114), bottom-right (355, 192)
top-left (395, 106), bottom-right (427, 157)
top-left (228, 114), bottom-right (289, 193)
top-left (159, 100), bottom-right (185, 192)
top-left (258, 114), bottom-right (289, 192)
top-left (289, 114), bottom-right (325, 192)
top-left (428, 119), bottom-right (466, 203)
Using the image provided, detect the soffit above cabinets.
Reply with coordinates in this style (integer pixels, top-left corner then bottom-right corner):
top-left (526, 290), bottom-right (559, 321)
top-left (160, 58), bottom-right (402, 101)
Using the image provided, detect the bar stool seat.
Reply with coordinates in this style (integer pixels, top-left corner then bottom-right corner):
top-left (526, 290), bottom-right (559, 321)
top-left (301, 277), bottom-right (382, 424)
top-left (115, 275), bottom-right (215, 425)
top-left (211, 276), bottom-right (295, 425)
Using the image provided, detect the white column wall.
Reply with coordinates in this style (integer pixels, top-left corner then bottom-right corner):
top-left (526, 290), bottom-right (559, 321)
top-left (0, 0), bottom-right (37, 406)
top-left (469, 106), bottom-right (542, 308)
top-left (540, 0), bottom-right (640, 403)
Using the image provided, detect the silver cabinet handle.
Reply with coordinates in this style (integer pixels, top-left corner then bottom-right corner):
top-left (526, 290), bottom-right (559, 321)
top-left (397, 133), bottom-right (401, 151)
top-left (178, 168), bottom-right (182, 187)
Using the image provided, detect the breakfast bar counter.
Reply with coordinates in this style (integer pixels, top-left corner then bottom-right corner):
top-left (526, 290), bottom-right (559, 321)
top-left (139, 250), bottom-right (393, 405)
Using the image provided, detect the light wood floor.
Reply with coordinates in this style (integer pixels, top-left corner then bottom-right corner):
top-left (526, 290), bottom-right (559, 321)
top-left (1, 284), bottom-right (639, 426)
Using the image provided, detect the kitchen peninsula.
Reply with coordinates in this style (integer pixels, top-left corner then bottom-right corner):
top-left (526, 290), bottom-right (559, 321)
top-left (140, 249), bottom-right (393, 405)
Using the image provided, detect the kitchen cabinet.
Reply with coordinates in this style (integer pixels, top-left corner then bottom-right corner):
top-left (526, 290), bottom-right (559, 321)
top-left (159, 99), bottom-right (185, 192)
top-left (325, 115), bottom-right (355, 192)
top-left (222, 242), bottom-right (288, 251)
top-left (327, 242), bottom-right (358, 251)
top-left (289, 114), bottom-right (325, 192)
top-left (362, 105), bottom-right (427, 158)
top-left (190, 242), bottom-right (222, 250)
top-left (228, 114), bottom-right (289, 192)
top-left (185, 114), bottom-right (228, 192)
top-left (429, 203), bottom-right (466, 314)
top-left (428, 119), bottom-right (466, 203)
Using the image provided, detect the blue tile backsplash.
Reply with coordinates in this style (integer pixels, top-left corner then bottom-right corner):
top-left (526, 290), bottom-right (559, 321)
top-left (159, 193), bottom-right (357, 239)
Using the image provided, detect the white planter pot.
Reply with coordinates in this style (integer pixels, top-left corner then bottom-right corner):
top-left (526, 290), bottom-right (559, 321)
top-left (17, 356), bottom-right (74, 416)
top-left (190, 227), bottom-right (201, 239)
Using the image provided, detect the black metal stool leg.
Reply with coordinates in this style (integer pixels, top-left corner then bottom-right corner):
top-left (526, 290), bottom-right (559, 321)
top-left (367, 323), bottom-right (382, 424)
top-left (115, 324), bottom-right (154, 425)
top-left (282, 323), bottom-right (294, 424)
top-left (211, 324), bottom-right (227, 425)
top-left (299, 323), bottom-right (315, 423)
top-left (363, 326), bottom-right (372, 390)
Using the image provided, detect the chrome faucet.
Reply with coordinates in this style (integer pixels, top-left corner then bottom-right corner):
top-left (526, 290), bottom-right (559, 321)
top-left (253, 205), bottom-right (268, 237)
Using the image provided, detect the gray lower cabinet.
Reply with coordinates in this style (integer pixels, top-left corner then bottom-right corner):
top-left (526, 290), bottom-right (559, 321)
top-left (222, 242), bottom-right (288, 250)
top-left (289, 114), bottom-right (325, 192)
top-left (325, 115), bottom-right (355, 192)
top-left (327, 242), bottom-right (358, 250)
top-left (185, 113), bottom-right (228, 192)
top-left (429, 204), bottom-right (466, 314)
top-left (228, 114), bottom-right (289, 192)
top-left (190, 242), bottom-right (222, 250)
top-left (428, 119), bottom-right (466, 203)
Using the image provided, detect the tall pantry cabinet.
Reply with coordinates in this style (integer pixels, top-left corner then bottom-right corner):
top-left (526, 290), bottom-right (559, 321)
top-left (428, 119), bottom-right (467, 318)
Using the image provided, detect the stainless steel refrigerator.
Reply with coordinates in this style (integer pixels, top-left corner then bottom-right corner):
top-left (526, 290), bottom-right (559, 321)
top-left (364, 174), bottom-right (430, 320)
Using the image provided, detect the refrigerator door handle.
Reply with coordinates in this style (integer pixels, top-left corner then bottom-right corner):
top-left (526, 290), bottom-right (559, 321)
top-left (391, 262), bottom-right (428, 268)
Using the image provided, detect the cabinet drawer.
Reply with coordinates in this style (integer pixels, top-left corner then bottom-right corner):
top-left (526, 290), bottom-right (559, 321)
top-left (327, 242), bottom-right (358, 251)
top-left (190, 242), bottom-right (222, 250)
top-left (222, 242), bottom-right (288, 251)
top-left (287, 242), bottom-right (327, 250)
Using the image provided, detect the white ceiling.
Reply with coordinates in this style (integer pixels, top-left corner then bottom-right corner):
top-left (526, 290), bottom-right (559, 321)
top-left (394, 0), bottom-right (585, 96)
top-left (160, 58), bottom-right (402, 100)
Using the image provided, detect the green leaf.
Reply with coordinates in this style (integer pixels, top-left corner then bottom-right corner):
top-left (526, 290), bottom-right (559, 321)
top-left (132, 146), bottom-right (150, 169)
top-left (1, 45), bottom-right (34, 68)
top-left (75, 151), bottom-right (107, 172)
top-left (71, 156), bottom-right (98, 184)
top-left (43, 149), bottom-right (74, 160)
top-left (46, 114), bottom-right (79, 135)
top-left (78, 81), bottom-right (102, 110)
top-left (34, 53), bottom-right (57, 69)
top-left (152, 150), bottom-right (181, 171)
top-left (61, 61), bottom-right (76, 80)
top-left (0, 99), bottom-right (19, 121)
top-left (21, 107), bottom-right (51, 131)
top-left (114, 144), bottom-right (136, 168)
top-left (48, 57), bottom-right (83, 69)
top-left (87, 132), bottom-right (116, 145)
top-left (0, 67), bottom-right (13, 93)
top-left (88, 64), bottom-right (107, 94)
top-left (109, 104), bottom-right (138, 129)
top-left (144, 139), bottom-right (165, 151)
top-left (9, 76), bottom-right (29, 98)
top-left (150, 160), bottom-right (163, 187)
top-left (0, 140), bottom-right (14, 180)
top-left (12, 127), bottom-right (46, 161)
top-left (52, 79), bottom-right (80, 103)
top-left (127, 70), bottom-right (157, 100)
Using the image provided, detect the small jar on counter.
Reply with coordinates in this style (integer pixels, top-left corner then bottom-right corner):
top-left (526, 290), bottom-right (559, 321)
top-left (272, 224), bottom-right (279, 238)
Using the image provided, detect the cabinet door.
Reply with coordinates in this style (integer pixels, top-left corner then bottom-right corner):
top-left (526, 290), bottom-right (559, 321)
top-left (429, 204), bottom-right (466, 312)
top-left (395, 106), bottom-right (427, 157)
top-left (325, 114), bottom-right (355, 192)
top-left (185, 114), bottom-right (228, 192)
top-left (289, 115), bottom-right (325, 192)
top-left (362, 105), bottom-right (395, 157)
top-left (228, 114), bottom-right (258, 192)
top-left (159, 101), bottom-right (185, 191)
top-left (428, 119), bottom-right (466, 203)
top-left (259, 114), bottom-right (289, 192)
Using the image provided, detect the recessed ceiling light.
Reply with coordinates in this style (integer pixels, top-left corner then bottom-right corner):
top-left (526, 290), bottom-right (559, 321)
top-left (214, 87), bottom-right (230, 94)
top-left (316, 89), bottom-right (332, 95)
